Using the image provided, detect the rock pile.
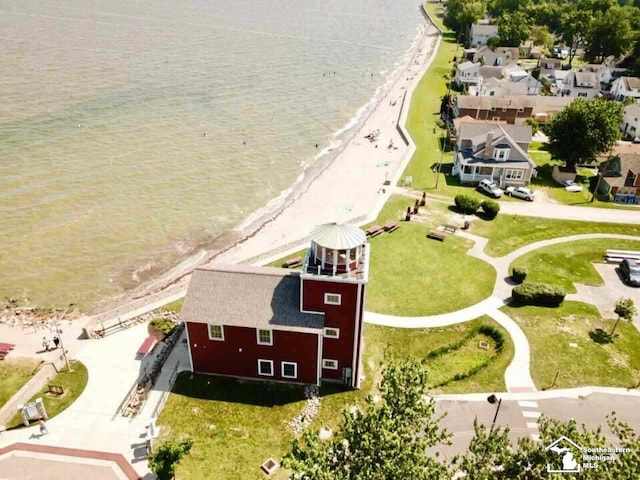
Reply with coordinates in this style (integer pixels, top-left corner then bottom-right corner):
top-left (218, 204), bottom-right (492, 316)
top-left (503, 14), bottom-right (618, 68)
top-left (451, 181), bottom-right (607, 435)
top-left (288, 385), bottom-right (320, 435)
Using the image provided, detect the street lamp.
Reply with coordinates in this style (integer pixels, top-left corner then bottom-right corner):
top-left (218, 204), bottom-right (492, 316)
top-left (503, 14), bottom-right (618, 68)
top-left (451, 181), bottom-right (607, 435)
top-left (487, 394), bottom-right (502, 430)
top-left (55, 304), bottom-right (73, 372)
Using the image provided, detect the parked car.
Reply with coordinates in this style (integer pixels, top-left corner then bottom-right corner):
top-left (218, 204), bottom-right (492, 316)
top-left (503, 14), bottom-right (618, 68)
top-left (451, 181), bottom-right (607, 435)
top-left (620, 259), bottom-right (640, 286)
top-left (478, 179), bottom-right (503, 198)
top-left (506, 186), bottom-right (535, 201)
top-left (562, 179), bottom-right (583, 192)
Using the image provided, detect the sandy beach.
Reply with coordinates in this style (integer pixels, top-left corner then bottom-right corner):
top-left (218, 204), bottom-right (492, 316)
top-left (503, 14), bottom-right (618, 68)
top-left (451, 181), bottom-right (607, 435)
top-left (210, 21), bottom-right (441, 265)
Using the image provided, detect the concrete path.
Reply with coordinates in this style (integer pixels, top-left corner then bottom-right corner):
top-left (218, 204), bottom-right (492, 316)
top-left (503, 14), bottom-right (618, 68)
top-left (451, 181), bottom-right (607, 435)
top-left (364, 232), bottom-right (640, 394)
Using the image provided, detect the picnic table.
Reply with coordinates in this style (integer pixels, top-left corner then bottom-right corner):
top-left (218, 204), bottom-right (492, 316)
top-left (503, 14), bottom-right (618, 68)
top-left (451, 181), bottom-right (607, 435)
top-left (137, 336), bottom-right (157, 356)
top-left (365, 225), bottom-right (384, 237)
top-left (384, 221), bottom-right (399, 233)
top-left (283, 256), bottom-right (303, 268)
top-left (427, 230), bottom-right (446, 241)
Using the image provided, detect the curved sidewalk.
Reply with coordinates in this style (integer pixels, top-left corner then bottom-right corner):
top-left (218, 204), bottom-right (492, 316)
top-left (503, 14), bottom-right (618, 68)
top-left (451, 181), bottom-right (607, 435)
top-left (363, 232), bottom-right (640, 394)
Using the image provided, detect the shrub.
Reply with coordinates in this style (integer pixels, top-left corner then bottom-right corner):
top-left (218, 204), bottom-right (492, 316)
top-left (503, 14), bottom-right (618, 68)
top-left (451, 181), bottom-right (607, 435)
top-left (511, 266), bottom-right (528, 284)
top-left (512, 282), bottom-right (566, 307)
top-left (454, 194), bottom-right (481, 214)
top-left (148, 317), bottom-right (175, 341)
top-left (480, 200), bottom-right (500, 220)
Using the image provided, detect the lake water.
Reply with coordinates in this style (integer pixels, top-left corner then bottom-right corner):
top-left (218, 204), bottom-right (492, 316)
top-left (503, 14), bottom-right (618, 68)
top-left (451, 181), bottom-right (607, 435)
top-left (0, 0), bottom-right (423, 310)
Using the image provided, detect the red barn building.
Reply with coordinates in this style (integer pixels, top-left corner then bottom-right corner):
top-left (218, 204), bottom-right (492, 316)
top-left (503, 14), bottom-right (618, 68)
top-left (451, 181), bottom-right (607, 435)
top-left (181, 223), bottom-right (370, 388)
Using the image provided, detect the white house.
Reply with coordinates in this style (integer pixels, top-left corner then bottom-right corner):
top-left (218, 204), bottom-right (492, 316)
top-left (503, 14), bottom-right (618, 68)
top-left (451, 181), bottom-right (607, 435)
top-left (622, 102), bottom-right (640, 140)
top-left (611, 77), bottom-right (640, 101)
top-left (455, 61), bottom-right (481, 87)
top-left (470, 24), bottom-right (498, 47)
top-left (452, 121), bottom-right (536, 187)
top-left (473, 46), bottom-right (519, 66)
top-left (557, 71), bottom-right (600, 98)
top-left (515, 74), bottom-right (542, 95)
top-left (469, 77), bottom-right (528, 97)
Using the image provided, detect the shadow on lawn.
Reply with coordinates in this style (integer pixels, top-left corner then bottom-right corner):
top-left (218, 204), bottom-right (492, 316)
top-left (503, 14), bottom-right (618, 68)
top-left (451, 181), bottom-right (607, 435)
top-left (171, 372), bottom-right (351, 407)
top-left (588, 328), bottom-right (616, 344)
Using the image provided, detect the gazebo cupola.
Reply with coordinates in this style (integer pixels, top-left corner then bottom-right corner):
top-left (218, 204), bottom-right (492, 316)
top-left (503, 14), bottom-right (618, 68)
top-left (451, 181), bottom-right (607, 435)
top-left (306, 223), bottom-right (367, 276)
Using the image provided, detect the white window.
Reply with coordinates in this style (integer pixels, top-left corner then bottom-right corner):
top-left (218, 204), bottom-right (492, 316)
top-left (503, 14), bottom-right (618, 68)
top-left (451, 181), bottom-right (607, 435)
top-left (258, 359), bottom-right (274, 376)
top-left (322, 359), bottom-right (338, 370)
top-left (494, 149), bottom-right (510, 161)
top-left (505, 169), bottom-right (524, 180)
top-left (324, 327), bottom-right (340, 339)
top-left (324, 293), bottom-right (342, 305)
top-left (257, 329), bottom-right (273, 346)
top-left (208, 324), bottom-right (224, 341)
top-left (281, 362), bottom-right (298, 379)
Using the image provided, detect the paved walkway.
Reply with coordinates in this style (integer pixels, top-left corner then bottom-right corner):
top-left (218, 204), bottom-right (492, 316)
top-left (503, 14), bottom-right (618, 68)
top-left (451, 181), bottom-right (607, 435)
top-left (364, 232), bottom-right (640, 394)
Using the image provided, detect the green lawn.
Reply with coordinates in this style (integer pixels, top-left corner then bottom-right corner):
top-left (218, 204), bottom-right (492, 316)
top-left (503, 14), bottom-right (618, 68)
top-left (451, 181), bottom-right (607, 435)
top-left (472, 215), bottom-right (640, 257)
top-left (0, 358), bottom-right (39, 408)
top-left (265, 249), bottom-right (307, 269)
top-left (510, 239), bottom-right (640, 293)
top-left (158, 316), bottom-right (513, 479)
top-left (503, 302), bottom-right (640, 389)
top-left (7, 360), bottom-right (88, 428)
top-left (162, 298), bottom-right (184, 313)
top-left (367, 216), bottom-right (495, 315)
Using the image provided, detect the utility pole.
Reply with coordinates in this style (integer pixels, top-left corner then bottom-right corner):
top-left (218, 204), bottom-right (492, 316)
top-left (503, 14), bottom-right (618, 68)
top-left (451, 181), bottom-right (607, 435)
top-left (55, 304), bottom-right (72, 372)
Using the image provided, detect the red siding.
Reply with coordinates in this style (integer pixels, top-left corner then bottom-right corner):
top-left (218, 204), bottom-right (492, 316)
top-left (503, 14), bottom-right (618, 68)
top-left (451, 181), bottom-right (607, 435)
top-left (302, 279), bottom-right (360, 382)
top-left (187, 323), bottom-right (319, 384)
top-left (634, 174), bottom-right (640, 187)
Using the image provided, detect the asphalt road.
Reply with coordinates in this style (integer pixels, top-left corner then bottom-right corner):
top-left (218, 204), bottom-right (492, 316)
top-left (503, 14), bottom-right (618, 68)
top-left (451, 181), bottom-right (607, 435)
top-left (433, 392), bottom-right (640, 457)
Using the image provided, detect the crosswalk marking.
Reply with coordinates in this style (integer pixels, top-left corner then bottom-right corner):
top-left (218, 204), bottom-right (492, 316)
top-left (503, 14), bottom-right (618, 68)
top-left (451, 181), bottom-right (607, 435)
top-left (518, 401), bottom-right (539, 408)
top-left (523, 411), bottom-right (542, 419)
top-left (526, 421), bottom-right (539, 429)
top-left (531, 433), bottom-right (540, 442)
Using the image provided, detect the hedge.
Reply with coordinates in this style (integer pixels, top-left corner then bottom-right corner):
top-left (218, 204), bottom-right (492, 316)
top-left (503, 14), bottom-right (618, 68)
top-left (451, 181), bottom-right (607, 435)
top-left (511, 266), bottom-right (527, 284)
top-left (512, 282), bottom-right (566, 307)
top-left (454, 194), bottom-right (481, 214)
top-left (480, 200), bottom-right (500, 220)
top-left (148, 318), bottom-right (176, 340)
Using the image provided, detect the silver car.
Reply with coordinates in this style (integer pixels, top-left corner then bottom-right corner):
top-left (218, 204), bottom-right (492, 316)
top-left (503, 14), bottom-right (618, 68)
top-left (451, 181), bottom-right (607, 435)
top-left (478, 179), bottom-right (503, 198)
top-left (506, 186), bottom-right (535, 201)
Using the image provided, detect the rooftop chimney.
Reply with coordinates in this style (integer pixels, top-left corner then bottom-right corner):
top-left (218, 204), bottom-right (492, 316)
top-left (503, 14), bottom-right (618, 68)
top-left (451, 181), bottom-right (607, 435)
top-left (483, 131), bottom-right (494, 159)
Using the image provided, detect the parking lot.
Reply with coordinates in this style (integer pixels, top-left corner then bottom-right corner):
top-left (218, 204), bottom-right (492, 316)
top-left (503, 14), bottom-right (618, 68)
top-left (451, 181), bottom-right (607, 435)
top-left (569, 263), bottom-right (640, 329)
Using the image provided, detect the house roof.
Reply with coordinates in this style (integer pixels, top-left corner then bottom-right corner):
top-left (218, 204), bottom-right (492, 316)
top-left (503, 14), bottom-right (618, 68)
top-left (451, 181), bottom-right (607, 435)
top-left (599, 154), bottom-right (640, 188)
top-left (574, 71), bottom-right (598, 87)
top-left (474, 46), bottom-right (519, 66)
top-left (456, 123), bottom-right (534, 168)
top-left (310, 223), bottom-right (366, 250)
top-left (455, 95), bottom-right (573, 111)
top-left (479, 65), bottom-right (504, 79)
top-left (471, 24), bottom-right (498, 36)
top-left (458, 61), bottom-right (479, 71)
top-left (457, 120), bottom-right (532, 145)
top-left (623, 77), bottom-right (640, 90)
top-left (452, 116), bottom-right (506, 131)
top-left (181, 265), bottom-right (324, 330)
top-left (624, 102), bottom-right (640, 117)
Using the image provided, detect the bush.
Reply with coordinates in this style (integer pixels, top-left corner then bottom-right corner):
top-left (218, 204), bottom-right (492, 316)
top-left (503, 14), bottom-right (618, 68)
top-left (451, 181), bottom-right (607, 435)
top-left (148, 317), bottom-right (175, 341)
top-left (454, 194), bottom-right (481, 214)
top-left (512, 282), bottom-right (566, 307)
top-left (480, 200), bottom-right (500, 220)
top-left (511, 266), bottom-right (528, 284)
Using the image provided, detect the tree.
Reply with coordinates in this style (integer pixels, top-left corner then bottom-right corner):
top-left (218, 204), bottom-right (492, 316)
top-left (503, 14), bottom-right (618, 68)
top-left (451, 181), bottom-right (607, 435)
top-left (611, 297), bottom-right (636, 335)
top-left (559, 5), bottom-right (593, 67)
top-left (148, 439), bottom-right (193, 480)
top-left (283, 361), bottom-right (451, 480)
top-left (543, 99), bottom-right (622, 169)
top-left (444, 0), bottom-right (486, 45)
top-left (585, 6), bottom-right (634, 62)
top-left (497, 11), bottom-right (531, 46)
top-left (452, 414), bottom-right (640, 478)
top-left (530, 25), bottom-right (554, 49)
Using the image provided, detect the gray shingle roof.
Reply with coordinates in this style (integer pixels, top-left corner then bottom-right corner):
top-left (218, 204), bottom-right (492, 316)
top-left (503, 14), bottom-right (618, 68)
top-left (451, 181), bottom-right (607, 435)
top-left (181, 265), bottom-right (324, 330)
top-left (457, 121), bottom-right (532, 145)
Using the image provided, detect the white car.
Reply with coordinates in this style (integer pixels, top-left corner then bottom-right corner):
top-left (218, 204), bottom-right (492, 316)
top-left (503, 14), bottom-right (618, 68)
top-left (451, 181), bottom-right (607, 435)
top-left (562, 179), bottom-right (583, 192)
top-left (478, 179), bottom-right (503, 198)
top-left (506, 186), bottom-right (535, 201)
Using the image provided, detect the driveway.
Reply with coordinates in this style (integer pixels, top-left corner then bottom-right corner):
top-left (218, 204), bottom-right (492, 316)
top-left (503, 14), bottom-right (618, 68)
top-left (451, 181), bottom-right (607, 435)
top-left (568, 263), bottom-right (640, 330)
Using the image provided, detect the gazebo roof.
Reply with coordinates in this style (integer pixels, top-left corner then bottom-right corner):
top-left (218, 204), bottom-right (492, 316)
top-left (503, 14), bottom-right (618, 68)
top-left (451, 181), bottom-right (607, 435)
top-left (310, 223), bottom-right (366, 250)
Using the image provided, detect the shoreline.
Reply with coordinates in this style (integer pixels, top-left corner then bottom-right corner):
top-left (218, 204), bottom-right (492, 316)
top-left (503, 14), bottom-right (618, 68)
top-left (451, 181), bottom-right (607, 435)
top-left (85, 11), bottom-right (442, 319)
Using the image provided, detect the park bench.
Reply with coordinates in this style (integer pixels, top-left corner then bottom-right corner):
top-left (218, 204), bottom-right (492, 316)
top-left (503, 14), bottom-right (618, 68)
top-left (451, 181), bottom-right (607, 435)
top-left (365, 225), bottom-right (384, 237)
top-left (137, 336), bottom-right (157, 357)
top-left (0, 342), bottom-right (15, 352)
top-left (605, 249), bottom-right (640, 264)
top-left (282, 256), bottom-right (302, 268)
top-left (384, 221), bottom-right (399, 233)
top-left (442, 224), bottom-right (458, 234)
top-left (47, 384), bottom-right (64, 395)
top-left (427, 230), bottom-right (446, 241)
